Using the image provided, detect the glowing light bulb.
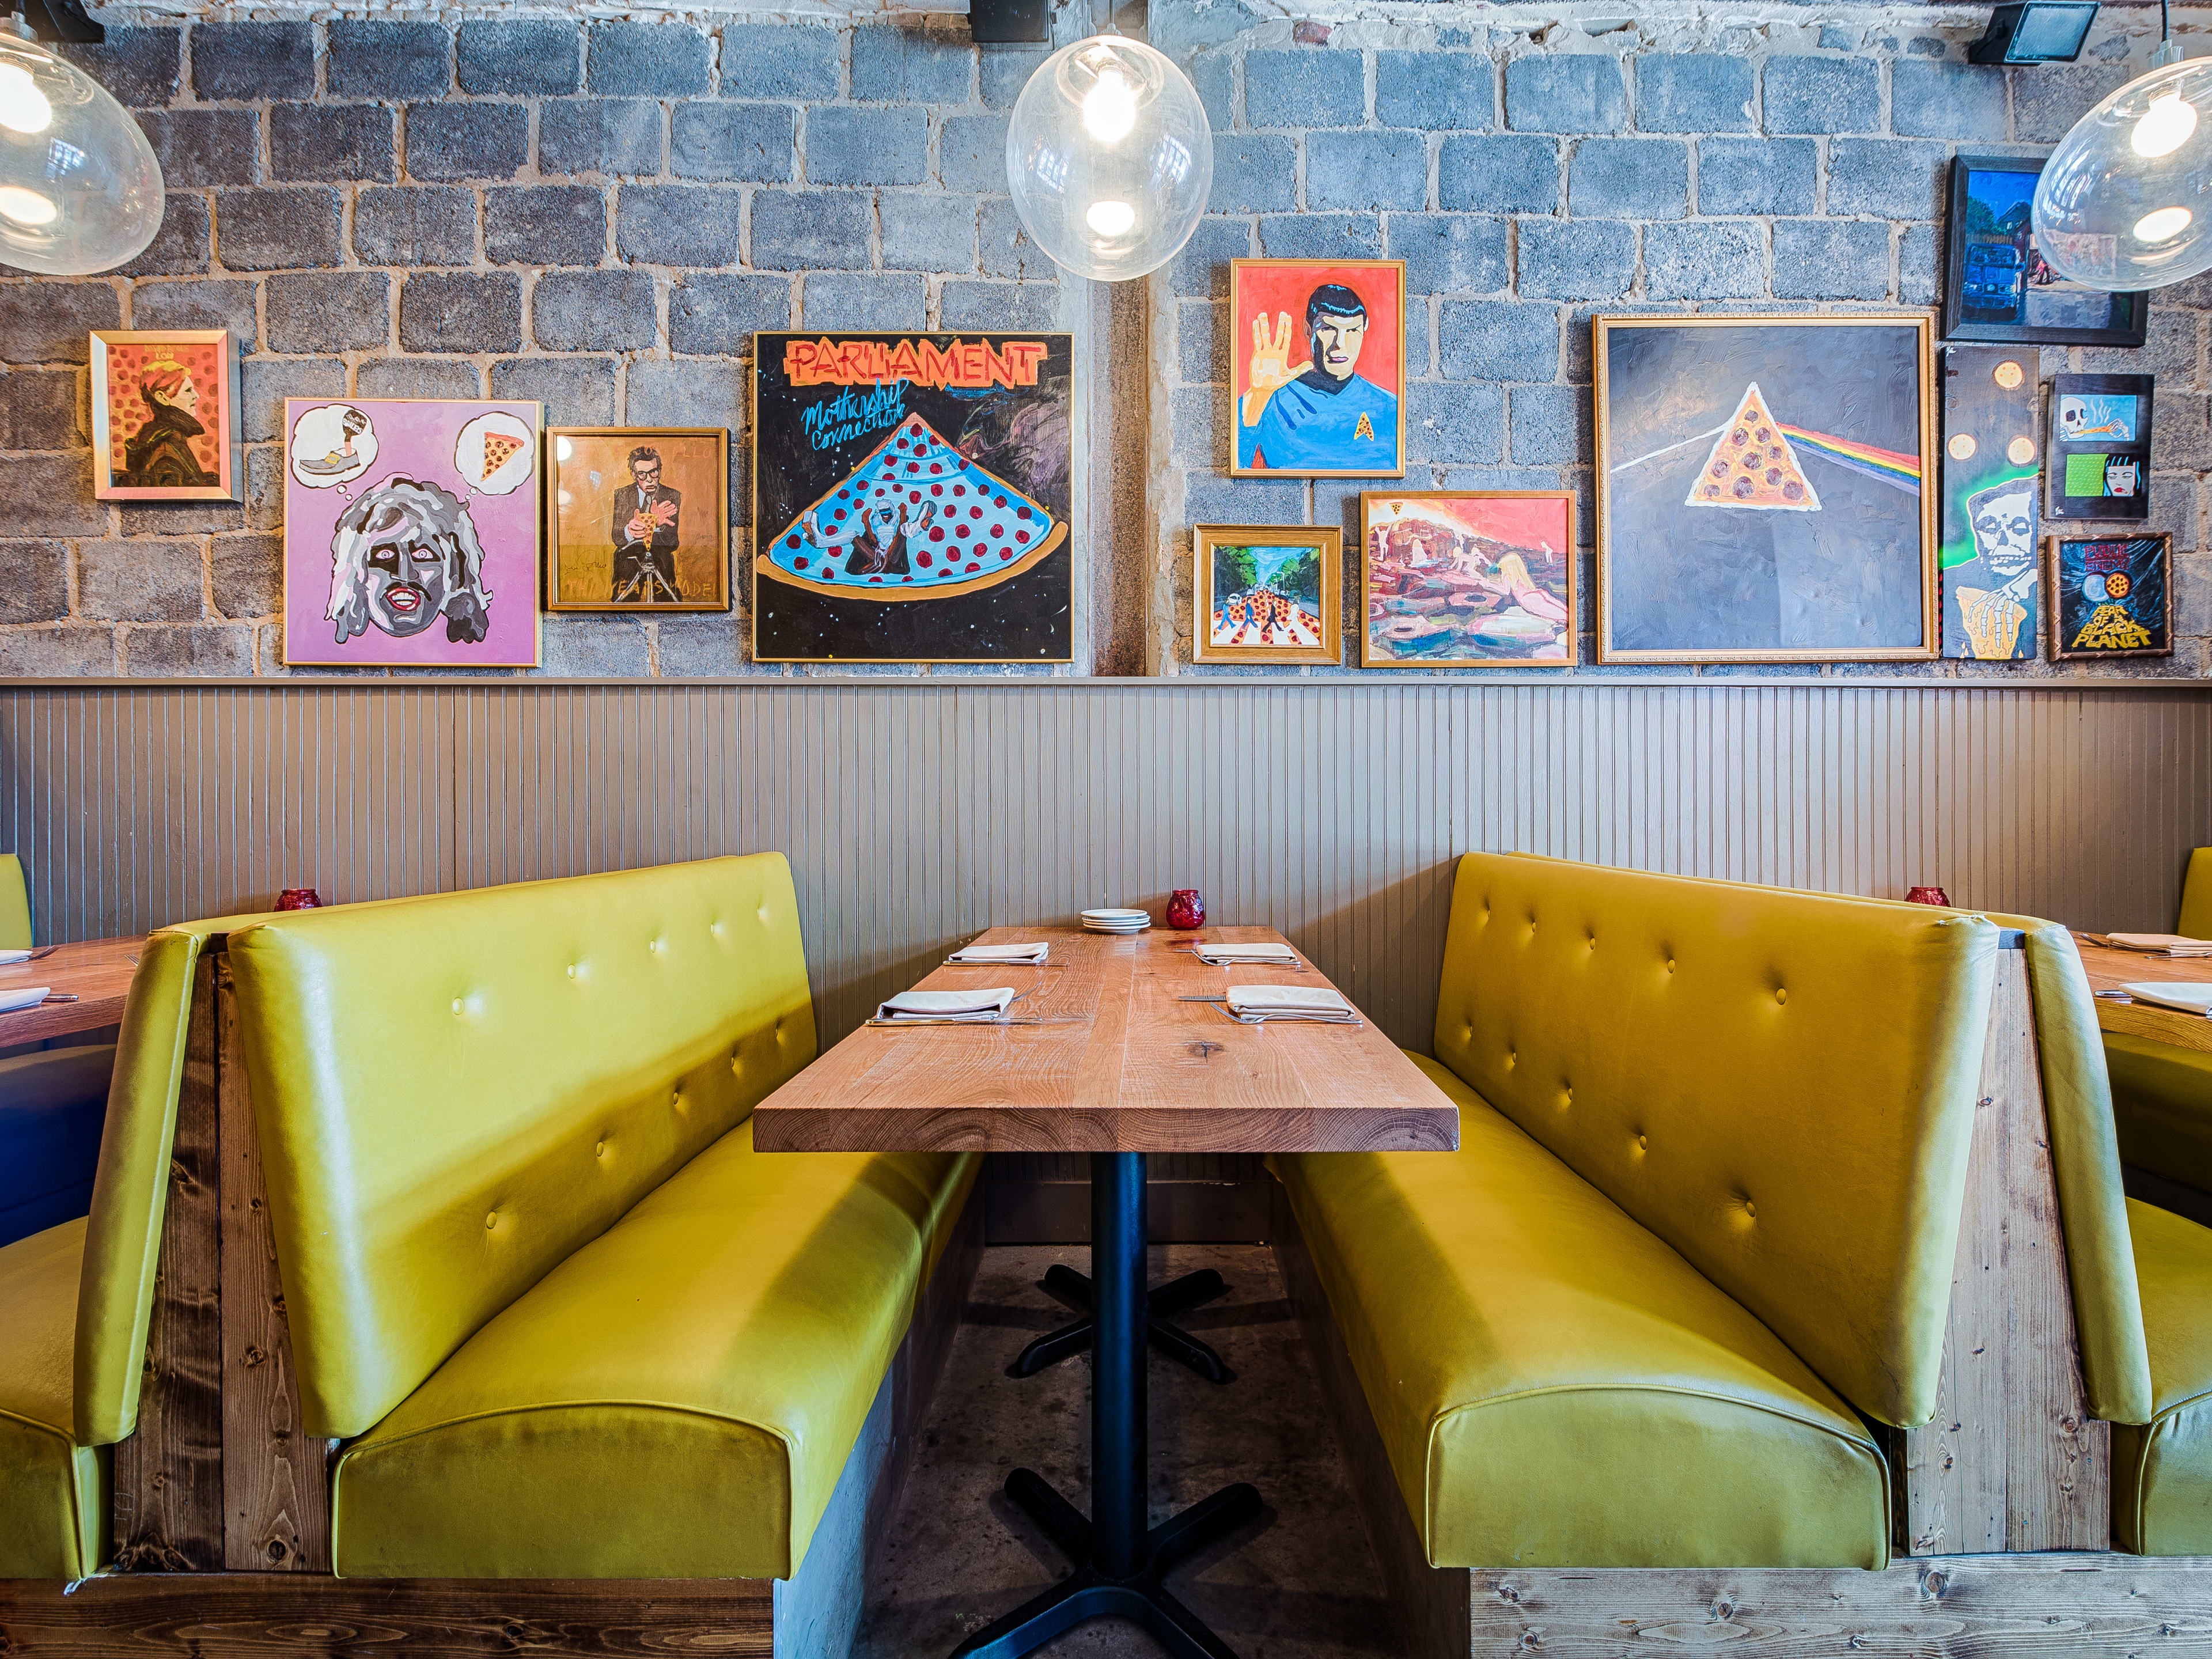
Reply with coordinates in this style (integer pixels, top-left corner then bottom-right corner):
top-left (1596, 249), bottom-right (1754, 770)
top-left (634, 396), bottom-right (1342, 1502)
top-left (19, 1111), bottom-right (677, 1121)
top-left (0, 64), bottom-right (50, 135)
top-left (2133, 91), bottom-right (2198, 157)
top-left (1085, 199), bottom-right (1135, 237)
top-left (2137, 204), bottom-right (2194, 241)
top-left (0, 184), bottom-right (55, 225)
top-left (1082, 66), bottom-right (1137, 143)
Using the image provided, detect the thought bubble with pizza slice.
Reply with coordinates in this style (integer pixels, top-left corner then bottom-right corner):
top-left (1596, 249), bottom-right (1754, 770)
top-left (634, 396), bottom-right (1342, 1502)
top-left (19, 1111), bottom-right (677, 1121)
top-left (455, 410), bottom-right (535, 496)
top-left (1688, 384), bottom-right (1820, 512)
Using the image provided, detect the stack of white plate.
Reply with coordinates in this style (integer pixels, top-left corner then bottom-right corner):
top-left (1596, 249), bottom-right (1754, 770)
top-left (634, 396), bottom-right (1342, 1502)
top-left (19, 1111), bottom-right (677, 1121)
top-left (1081, 907), bottom-right (1151, 934)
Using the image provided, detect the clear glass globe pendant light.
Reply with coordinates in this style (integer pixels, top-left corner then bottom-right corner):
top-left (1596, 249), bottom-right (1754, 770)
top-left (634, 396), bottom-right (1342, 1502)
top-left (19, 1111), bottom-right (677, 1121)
top-left (0, 14), bottom-right (162, 275)
top-left (1005, 31), bottom-right (1212, 283)
top-left (2035, 3), bottom-right (2212, 290)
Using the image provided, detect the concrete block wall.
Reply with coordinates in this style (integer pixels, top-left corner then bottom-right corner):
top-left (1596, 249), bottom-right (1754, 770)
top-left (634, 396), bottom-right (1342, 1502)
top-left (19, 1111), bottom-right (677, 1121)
top-left (1152, 4), bottom-right (2212, 678)
top-left (0, 15), bottom-right (1060, 677)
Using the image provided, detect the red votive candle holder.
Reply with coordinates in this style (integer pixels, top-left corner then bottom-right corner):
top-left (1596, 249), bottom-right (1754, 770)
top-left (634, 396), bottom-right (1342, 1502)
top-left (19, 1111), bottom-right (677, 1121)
top-left (1166, 889), bottom-right (1206, 930)
top-left (275, 888), bottom-right (323, 911)
top-left (1904, 887), bottom-right (1950, 907)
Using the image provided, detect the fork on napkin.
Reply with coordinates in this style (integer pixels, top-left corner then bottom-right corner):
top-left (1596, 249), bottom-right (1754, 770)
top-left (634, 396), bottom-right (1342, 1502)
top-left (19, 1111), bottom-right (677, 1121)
top-left (1192, 942), bottom-right (1299, 966)
top-left (1224, 985), bottom-right (1359, 1024)
top-left (946, 942), bottom-right (1051, 964)
top-left (0, 985), bottom-right (52, 1015)
top-left (876, 987), bottom-right (1018, 1022)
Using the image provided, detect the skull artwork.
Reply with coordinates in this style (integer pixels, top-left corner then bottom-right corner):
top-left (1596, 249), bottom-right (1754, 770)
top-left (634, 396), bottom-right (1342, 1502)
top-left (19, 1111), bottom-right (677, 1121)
top-left (1967, 479), bottom-right (2036, 580)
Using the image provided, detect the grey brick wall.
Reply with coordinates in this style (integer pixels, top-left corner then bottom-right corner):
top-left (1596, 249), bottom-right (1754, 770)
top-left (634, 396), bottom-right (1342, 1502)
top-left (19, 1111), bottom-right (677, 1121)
top-left (0, 15), bottom-right (1059, 678)
top-left (1158, 12), bottom-right (2210, 679)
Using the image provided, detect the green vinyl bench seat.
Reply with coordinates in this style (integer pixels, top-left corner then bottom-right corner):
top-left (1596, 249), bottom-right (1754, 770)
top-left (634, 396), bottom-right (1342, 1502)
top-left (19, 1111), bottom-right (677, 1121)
top-left (2118, 1197), bottom-right (2212, 1554)
top-left (0, 1218), bottom-right (103, 1578)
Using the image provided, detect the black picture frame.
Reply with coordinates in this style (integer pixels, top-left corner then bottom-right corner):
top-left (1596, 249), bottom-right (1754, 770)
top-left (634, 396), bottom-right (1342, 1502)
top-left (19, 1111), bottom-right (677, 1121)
top-left (2046, 371), bottom-right (2154, 522)
top-left (1942, 154), bottom-right (2149, 347)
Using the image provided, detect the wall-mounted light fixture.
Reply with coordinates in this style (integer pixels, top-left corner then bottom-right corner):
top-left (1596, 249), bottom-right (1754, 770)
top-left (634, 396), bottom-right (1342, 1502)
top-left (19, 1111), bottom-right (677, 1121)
top-left (1969, 1), bottom-right (2100, 64)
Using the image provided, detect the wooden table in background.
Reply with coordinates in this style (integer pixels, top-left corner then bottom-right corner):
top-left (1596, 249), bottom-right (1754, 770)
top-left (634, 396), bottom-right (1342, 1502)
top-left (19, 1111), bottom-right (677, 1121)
top-left (0, 934), bottom-right (141, 1046)
top-left (755, 924), bottom-right (1458, 1659)
top-left (2074, 937), bottom-right (2212, 1054)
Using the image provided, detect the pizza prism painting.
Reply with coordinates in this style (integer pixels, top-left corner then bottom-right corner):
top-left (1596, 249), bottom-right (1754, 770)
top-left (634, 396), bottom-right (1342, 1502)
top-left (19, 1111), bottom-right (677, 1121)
top-left (1231, 259), bottom-right (1405, 478)
top-left (753, 332), bottom-right (1073, 662)
top-left (1594, 316), bottom-right (1938, 664)
top-left (2048, 533), bottom-right (2172, 660)
top-left (1192, 524), bottom-right (1341, 665)
top-left (281, 397), bottom-right (543, 669)
top-left (548, 427), bottom-right (729, 612)
top-left (91, 329), bottom-right (239, 500)
top-left (1360, 491), bottom-right (1575, 667)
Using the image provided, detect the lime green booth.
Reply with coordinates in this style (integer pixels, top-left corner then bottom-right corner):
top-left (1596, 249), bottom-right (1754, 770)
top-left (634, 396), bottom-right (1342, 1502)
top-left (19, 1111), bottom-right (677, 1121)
top-left (2105, 846), bottom-right (2212, 1202)
top-left (1275, 853), bottom-right (2037, 1571)
top-left (225, 853), bottom-right (977, 1588)
top-left (1, 915), bottom-right (259, 1578)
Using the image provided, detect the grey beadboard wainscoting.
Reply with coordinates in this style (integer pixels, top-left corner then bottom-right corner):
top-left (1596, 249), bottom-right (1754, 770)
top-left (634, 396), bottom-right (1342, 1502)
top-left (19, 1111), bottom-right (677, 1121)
top-left (3, 679), bottom-right (2208, 1052)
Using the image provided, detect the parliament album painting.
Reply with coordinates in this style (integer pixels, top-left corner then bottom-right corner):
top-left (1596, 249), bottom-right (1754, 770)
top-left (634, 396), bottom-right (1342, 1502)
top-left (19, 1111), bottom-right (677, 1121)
top-left (752, 331), bottom-right (1074, 662)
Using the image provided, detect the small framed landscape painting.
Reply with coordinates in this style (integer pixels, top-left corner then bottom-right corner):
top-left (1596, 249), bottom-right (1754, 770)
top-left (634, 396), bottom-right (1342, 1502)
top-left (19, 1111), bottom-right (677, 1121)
top-left (90, 328), bottom-right (239, 500)
top-left (1593, 314), bottom-right (1938, 664)
top-left (1358, 491), bottom-right (1575, 667)
top-left (1942, 155), bottom-right (2147, 348)
top-left (2047, 532), bottom-right (2173, 660)
top-left (1192, 524), bottom-right (1341, 665)
top-left (546, 427), bottom-right (729, 612)
top-left (1230, 258), bottom-right (1406, 479)
top-left (281, 396), bottom-right (543, 669)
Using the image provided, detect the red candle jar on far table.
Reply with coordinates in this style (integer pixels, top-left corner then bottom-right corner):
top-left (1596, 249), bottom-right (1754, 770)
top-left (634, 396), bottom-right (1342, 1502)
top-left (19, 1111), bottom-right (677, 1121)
top-left (1166, 889), bottom-right (1206, 930)
top-left (1904, 887), bottom-right (1950, 907)
top-left (276, 887), bottom-right (323, 911)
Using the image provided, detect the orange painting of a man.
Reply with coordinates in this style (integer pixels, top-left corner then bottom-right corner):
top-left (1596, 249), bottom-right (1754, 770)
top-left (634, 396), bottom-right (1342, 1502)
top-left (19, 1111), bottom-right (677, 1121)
top-left (116, 356), bottom-right (217, 488)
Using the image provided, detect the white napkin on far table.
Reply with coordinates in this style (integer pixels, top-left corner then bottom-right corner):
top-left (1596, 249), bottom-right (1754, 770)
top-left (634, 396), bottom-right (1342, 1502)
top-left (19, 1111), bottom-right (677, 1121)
top-left (1194, 942), bottom-right (1298, 965)
top-left (2108, 933), bottom-right (2212, 957)
top-left (0, 986), bottom-right (51, 1014)
top-left (876, 987), bottom-right (1017, 1022)
top-left (0, 948), bottom-right (29, 965)
top-left (947, 942), bottom-right (1050, 964)
top-left (2121, 982), bottom-right (2212, 1016)
top-left (1225, 985), bottom-right (1357, 1024)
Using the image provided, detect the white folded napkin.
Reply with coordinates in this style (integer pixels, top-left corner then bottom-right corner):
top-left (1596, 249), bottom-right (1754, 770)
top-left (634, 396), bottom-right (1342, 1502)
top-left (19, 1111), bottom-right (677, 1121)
top-left (1194, 942), bottom-right (1297, 965)
top-left (948, 942), bottom-right (1050, 964)
top-left (2121, 981), bottom-right (2212, 1016)
top-left (0, 985), bottom-right (51, 1014)
top-left (2108, 933), bottom-right (2212, 956)
top-left (1225, 984), bottom-right (1358, 1024)
top-left (876, 986), bottom-right (1017, 1022)
top-left (0, 948), bottom-right (29, 965)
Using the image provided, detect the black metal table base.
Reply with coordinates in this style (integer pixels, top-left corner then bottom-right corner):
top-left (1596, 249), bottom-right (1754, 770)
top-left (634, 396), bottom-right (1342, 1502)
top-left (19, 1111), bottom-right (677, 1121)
top-left (1009, 1262), bottom-right (1236, 1384)
top-left (952, 1153), bottom-right (1260, 1658)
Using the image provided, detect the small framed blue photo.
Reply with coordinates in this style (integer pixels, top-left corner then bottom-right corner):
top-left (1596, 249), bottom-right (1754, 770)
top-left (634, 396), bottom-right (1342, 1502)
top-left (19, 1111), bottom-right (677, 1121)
top-left (1943, 155), bottom-right (2149, 347)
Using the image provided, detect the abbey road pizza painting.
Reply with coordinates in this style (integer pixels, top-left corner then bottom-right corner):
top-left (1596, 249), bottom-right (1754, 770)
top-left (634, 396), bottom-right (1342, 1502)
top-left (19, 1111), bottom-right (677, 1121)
top-left (1593, 315), bottom-right (1938, 663)
top-left (752, 332), bottom-right (1073, 662)
top-left (1231, 259), bottom-right (1406, 478)
top-left (1192, 524), bottom-right (1341, 665)
top-left (281, 397), bottom-right (543, 668)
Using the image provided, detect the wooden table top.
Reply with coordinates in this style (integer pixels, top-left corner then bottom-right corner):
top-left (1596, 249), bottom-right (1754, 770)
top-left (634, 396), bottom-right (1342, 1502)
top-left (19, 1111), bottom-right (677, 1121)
top-left (752, 925), bottom-right (1462, 1156)
top-left (0, 934), bottom-right (142, 1046)
top-left (2074, 938), bottom-right (2212, 1055)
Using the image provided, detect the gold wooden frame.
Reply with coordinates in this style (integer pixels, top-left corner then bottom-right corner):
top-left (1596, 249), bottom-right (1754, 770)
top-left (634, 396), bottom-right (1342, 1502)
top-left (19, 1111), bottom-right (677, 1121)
top-left (1357, 490), bottom-right (1577, 669)
top-left (545, 426), bottom-right (731, 613)
top-left (1191, 523), bottom-right (1343, 665)
top-left (90, 328), bottom-right (241, 501)
top-left (1592, 313), bottom-right (1940, 664)
top-left (1229, 259), bottom-right (1408, 479)
top-left (2044, 529), bottom-right (2175, 660)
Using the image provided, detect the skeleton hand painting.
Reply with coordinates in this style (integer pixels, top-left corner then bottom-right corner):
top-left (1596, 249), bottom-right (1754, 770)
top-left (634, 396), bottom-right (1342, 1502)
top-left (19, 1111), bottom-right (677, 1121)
top-left (1946, 477), bottom-right (2038, 660)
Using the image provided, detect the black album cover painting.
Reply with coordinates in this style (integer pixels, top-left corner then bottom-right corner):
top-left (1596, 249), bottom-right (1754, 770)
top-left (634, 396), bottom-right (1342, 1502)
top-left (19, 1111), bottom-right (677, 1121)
top-left (752, 332), bottom-right (1074, 662)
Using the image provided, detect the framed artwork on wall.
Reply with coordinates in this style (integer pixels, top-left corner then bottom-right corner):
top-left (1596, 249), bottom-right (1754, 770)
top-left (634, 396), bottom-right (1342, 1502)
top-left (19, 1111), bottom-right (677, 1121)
top-left (2046, 371), bottom-right (2154, 522)
top-left (1191, 524), bottom-right (1340, 665)
top-left (1358, 491), bottom-right (1575, 667)
top-left (281, 397), bottom-right (543, 669)
top-left (90, 328), bottom-right (239, 501)
top-left (1593, 314), bottom-right (1938, 664)
top-left (1942, 155), bottom-right (2147, 347)
top-left (1939, 346), bottom-right (2043, 662)
top-left (1230, 258), bottom-right (1406, 478)
top-left (546, 427), bottom-right (729, 612)
top-left (2047, 532), bottom-right (2173, 659)
top-left (751, 331), bottom-right (1073, 663)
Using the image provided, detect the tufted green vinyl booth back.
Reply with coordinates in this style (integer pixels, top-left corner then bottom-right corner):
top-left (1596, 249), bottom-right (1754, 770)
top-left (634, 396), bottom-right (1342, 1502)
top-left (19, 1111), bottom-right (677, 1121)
top-left (1429, 853), bottom-right (2000, 1429)
top-left (228, 854), bottom-right (819, 1441)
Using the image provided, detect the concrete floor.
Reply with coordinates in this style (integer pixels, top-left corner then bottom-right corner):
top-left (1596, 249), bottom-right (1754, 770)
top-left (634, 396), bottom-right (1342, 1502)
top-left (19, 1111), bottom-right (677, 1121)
top-left (857, 1244), bottom-right (1397, 1659)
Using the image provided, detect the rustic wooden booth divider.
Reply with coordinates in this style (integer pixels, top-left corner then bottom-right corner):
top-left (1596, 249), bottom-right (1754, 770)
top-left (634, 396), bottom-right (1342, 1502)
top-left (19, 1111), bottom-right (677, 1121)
top-left (0, 934), bottom-right (983, 1657)
top-left (1278, 940), bottom-right (2212, 1657)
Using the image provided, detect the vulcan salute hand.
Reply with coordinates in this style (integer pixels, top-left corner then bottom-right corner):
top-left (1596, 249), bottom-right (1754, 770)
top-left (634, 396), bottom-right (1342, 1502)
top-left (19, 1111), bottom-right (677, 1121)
top-left (1243, 312), bottom-right (1306, 426)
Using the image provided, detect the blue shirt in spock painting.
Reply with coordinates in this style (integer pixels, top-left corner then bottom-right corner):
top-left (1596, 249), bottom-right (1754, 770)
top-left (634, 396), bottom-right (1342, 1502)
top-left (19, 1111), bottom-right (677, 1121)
top-left (1241, 372), bottom-right (1399, 471)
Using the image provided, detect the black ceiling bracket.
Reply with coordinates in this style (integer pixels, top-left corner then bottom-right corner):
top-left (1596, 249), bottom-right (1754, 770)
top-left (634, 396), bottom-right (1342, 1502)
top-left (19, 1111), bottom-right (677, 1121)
top-left (969, 0), bottom-right (1051, 46)
top-left (20, 0), bottom-right (104, 46)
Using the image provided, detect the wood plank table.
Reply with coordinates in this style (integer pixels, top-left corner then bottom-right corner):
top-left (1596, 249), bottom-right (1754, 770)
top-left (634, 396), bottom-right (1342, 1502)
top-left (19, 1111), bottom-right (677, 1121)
top-left (753, 923), bottom-right (1459, 1659)
top-left (0, 934), bottom-right (141, 1046)
top-left (2074, 936), bottom-right (2212, 1055)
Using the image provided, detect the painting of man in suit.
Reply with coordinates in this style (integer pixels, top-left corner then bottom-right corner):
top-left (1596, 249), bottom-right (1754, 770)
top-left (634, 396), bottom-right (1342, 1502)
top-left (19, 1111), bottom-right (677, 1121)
top-left (611, 446), bottom-right (681, 602)
top-left (546, 428), bottom-right (730, 612)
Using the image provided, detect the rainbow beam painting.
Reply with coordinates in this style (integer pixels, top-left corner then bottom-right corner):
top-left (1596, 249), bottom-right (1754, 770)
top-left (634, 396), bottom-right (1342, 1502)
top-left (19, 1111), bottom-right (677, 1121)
top-left (1775, 425), bottom-right (1923, 495)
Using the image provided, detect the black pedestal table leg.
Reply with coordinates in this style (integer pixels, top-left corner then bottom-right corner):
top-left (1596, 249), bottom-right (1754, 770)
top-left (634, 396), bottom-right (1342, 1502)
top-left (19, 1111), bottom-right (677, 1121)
top-left (1009, 1255), bottom-right (1235, 1382)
